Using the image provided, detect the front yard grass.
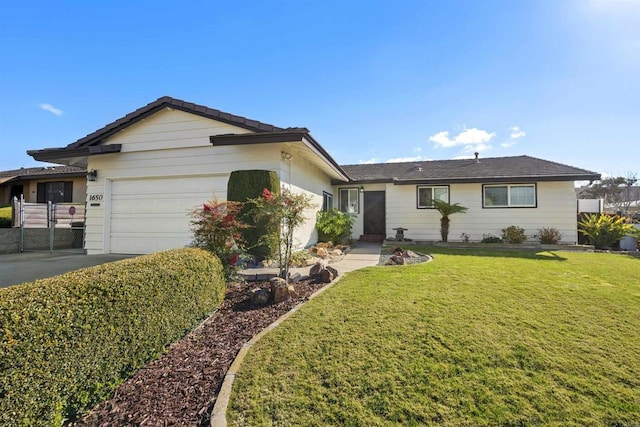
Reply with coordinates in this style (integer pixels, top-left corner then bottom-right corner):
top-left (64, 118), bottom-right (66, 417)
top-left (228, 248), bottom-right (640, 426)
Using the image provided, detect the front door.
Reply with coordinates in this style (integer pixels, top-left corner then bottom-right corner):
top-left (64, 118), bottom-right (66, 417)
top-left (363, 191), bottom-right (385, 235)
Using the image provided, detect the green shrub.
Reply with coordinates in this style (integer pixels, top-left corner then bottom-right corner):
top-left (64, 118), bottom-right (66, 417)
top-left (501, 225), bottom-right (527, 243)
top-left (316, 209), bottom-right (355, 244)
top-left (536, 227), bottom-right (562, 244)
top-left (481, 234), bottom-right (502, 243)
top-left (0, 206), bottom-right (11, 228)
top-left (227, 170), bottom-right (280, 260)
top-left (0, 248), bottom-right (225, 426)
top-left (578, 213), bottom-right (638, 249)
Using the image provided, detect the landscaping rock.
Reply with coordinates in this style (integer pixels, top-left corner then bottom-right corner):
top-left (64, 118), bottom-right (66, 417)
top-left (388, 254), bottom-right (406, 265)
top-left (319, 269), bottom-right (335, 283)
top-left (250, 288), bottom-right (270, 305)
top-left (309, 262), bottom-right (338, 283)
top-left (326, 265), bottom-right (338, 278)
top-left (331, 248), bottom-right (343, 256)
top-left (270, 277), bottom-right (290, 303)
top-left (287, 284), bottom-right (298, 298)
top-left (316, 247), bottom-right (329, 258)
top-left (289, 272), bottom-right (303, 283)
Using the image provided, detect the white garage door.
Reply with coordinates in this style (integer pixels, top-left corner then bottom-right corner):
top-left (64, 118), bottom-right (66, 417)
top-left (110, 176), bottom-right (226, 254)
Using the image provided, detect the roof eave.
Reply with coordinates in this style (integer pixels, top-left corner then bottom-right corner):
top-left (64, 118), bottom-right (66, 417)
top-left (210, 133), bottom-right (350, 181)
top-left (27, 144), bottom-right (122, 164)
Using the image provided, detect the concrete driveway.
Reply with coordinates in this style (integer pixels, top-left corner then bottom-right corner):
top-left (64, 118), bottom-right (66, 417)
top-left (0, 250), bottom-right (137, 288)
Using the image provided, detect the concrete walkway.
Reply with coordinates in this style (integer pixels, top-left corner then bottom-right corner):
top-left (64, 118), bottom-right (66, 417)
top-left (211, 242), bottom-right (382, 427)
top-left (239, 241), bottom-right (382, 280)
top-left (0, 250), bottom-right (136, 288)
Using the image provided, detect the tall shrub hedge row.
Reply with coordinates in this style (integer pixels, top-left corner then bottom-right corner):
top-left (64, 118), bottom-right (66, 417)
top-left (0, 248), bottom-right (226, 426)
top-left (227, 169), bottom-right (280, 259)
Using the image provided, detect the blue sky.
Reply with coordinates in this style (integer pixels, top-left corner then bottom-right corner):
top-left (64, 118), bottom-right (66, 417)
top-left (1, 0), bottom-right (638, 177)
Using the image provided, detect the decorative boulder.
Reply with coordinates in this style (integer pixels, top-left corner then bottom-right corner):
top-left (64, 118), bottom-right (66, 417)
top-left (388, 254), bottom-right (406, 265)
top-left (250, 288), bottom-right (271, 305)
top-left (309, 262), bottom-right (338, 283)
top-left (270, 277), bottom-right (290, 303)
top-left (287, 284), bottom-right (298, 298)
top-left (316, 247), bottom-right (329, 258)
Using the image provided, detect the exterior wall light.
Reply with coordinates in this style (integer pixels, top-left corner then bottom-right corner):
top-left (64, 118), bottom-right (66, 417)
top-left (360, 186), bottom-right (364, 193)
top-left (87, 170), bottom-right (98, 181)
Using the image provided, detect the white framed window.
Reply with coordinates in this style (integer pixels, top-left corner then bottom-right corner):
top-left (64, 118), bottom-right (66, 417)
top-left (417, 185), bottom-right (449, 208)
top-left (322, 192), bottom-right (333, 212)
top-left (339, 188), bottom-right (359, 213)
top-left (483, 184), bottom-right (536, 208)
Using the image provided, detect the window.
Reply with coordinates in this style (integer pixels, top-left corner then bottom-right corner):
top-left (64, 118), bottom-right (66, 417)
top-left (322, 192), bottom-right (334, 211)
top-left (37, 181), bottom-right (73, 204)
top-left (339, 188), bottom-right (359, 213)
top-left (483, 184), bottom-right (536, 207)
top-left (417, 186), bottom-right (449, 208)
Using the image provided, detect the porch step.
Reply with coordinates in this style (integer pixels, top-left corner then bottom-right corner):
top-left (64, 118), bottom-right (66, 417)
top-left (359, 234), bottom-right (385, 243)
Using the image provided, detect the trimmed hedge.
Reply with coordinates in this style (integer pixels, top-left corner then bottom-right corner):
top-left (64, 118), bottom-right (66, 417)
top-left (227, 169), bottom-right (280, 259)
top-left (0, 248), bottom-right (225, 426)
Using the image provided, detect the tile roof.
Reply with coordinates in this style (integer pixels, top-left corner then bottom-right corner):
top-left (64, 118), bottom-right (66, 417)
top-left (337, 155), bottom-right (600, 184)
top-left (67, 96), bottom-right (286, 149)
top-left (0, 166), bottom-right (86, 179)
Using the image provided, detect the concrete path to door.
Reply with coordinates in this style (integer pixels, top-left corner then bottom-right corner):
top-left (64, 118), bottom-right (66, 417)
top-left (0, 250), bottom-right (137, 288)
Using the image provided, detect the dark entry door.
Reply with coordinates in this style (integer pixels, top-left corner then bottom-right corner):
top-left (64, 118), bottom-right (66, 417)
top-left (363, 191), bottom-right (385, 235)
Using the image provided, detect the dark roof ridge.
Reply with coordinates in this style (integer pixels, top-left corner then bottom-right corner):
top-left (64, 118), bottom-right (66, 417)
top-left (339, 154), bottom-right (532, 168)
top-left (67, 96), bottom-right (287, 149)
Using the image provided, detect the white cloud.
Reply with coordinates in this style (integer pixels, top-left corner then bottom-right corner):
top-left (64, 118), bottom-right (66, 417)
top-left (463, 143), bottom-right (492, 153)
top-left (385, 156), bottom-right (424, 163)
top-left (501, 141), bottom-right (516, 148)
top-left (358, 158), bottom-right (379, 164)
top-left (39, 103), bottom-right (63, 116)
top-left (509, 126), bottom-right (526, 139)
top-left (453, 154), bottom-right (474, 160)
top-left (429, 127), bottom-right (496, 148)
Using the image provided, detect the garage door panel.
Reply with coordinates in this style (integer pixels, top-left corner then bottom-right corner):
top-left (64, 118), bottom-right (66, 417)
top-left (109, 176), bottom-right (225, 254)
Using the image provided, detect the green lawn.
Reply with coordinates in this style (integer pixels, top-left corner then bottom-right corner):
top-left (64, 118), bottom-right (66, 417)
top-left (228, 248), bottom-right (640, 426)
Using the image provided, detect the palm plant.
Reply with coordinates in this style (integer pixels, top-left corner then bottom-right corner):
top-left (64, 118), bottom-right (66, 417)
top-left (433, 200), bottom-right (468, 242)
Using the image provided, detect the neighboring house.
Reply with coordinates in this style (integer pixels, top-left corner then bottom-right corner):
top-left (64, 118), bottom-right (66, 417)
top-left (28, 96), bottom-right (600, 254)
top-left (339, 155), bottom-right (599, 244)
top-left (0, 166), bottom-right (87, 206)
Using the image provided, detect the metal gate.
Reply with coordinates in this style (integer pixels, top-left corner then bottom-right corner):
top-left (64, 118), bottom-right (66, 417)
top-left (12, 195), bottom-right (85, 253)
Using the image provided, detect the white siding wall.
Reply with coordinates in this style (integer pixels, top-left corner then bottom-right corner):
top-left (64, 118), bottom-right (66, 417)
top-left (281, 153), bottom-right (335, 250)
top-left (85, 109), bottom-right (277, 254)
top-left (339, 181), bottom-right (579, 244)
top-left (84, 108), bottom-right (333, 254)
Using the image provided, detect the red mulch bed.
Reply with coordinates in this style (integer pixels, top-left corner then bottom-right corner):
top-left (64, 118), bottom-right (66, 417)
top-left (73, 279), bottom-right (326, 427)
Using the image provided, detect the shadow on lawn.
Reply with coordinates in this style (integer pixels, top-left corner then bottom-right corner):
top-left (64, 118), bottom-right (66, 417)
top-left (418, 247), bottom-right (569, 261)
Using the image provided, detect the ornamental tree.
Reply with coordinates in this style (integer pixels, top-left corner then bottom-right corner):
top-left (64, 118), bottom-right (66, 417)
top-left (190, 199), bottom-right (248, 280)
top-left (251, 188), bottom-right (315, 280)
top-left (432, 200), bottom-right (468, 242)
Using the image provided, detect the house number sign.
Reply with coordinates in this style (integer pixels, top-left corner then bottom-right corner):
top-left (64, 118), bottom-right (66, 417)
top-left (89, 194), bottom-right (104, 201)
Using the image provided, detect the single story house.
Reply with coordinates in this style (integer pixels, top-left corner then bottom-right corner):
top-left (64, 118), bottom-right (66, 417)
top-left (0, 166), bottom-right (87, 206)
top-left (28, 96), bottom-right (600, 254)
